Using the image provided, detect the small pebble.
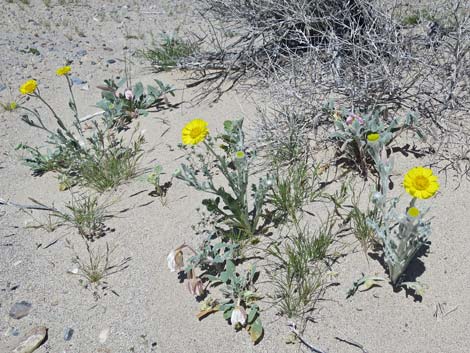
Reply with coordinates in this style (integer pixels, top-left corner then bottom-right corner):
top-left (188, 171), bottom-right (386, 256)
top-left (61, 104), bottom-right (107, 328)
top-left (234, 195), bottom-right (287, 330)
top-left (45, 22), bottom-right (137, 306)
top-left (76, 49), bottom-right (87, 57)
top-left (63, 327), bottom-right (74, 341)
top-left (106, 59), bottom-right (116, 64)
top-left (5, 327), bottom-right (20, 336)
top-left (99, 327), bottom-right (109, 343)
top-left (70, 77), bottom-right (87, 86)
top-left (9, 301), bottom-right (32, 319)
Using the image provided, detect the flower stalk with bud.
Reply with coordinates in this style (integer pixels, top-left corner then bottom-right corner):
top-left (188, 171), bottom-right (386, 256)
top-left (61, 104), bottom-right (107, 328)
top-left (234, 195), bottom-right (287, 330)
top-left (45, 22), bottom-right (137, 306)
top-left (327, 103), bottom-right (419, 177)
top-left (366, 133), bottom-right (439, 287)
top-left (15, 68), bottom-right (145, 191)
top-left (176, 119), bottom-right (272, 242)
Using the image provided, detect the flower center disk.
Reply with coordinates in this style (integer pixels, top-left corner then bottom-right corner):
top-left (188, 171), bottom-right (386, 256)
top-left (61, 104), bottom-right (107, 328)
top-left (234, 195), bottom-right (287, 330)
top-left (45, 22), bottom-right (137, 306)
top-left (413, 176), bottom-right (429, 190)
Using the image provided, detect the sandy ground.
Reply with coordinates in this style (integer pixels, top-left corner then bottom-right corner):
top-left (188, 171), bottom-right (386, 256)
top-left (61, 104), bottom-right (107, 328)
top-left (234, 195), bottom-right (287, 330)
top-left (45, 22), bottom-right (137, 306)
top-left (1, 1), bottom-right (469, 353)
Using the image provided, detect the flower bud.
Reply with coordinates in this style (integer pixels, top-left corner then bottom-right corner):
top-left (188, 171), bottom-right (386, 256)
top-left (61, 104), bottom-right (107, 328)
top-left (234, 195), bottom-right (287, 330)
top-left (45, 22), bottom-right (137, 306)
top-left (124, 88), bottom-right (134, 100)
top-left (230, 306), bottom-right (247, 327)
top-left (186, 277), bottom-right (204, 296)
top-left (167, 249), bottom-right (184, 272)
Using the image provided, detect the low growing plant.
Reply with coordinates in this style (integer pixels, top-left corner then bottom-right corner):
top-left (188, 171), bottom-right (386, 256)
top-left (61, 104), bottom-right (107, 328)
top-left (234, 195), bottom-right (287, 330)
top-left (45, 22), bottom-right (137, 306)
top-left (328, 103), bottom-right (420, 177)
top-left (147, 164), bottom-right (172, 200)
top-left (167, 240), bottom-right (264, 343)
top-left (51, 193), bottom-right (113, 240)
top-left (268, 218), bottom-right (335, 318)
top-left (269, 161), bottom-right (323, 224)
top-left (16, 67), bottom-right (146, 191)
top-left (66, 239), bottom-right (131, 299)
top-left (139, 33), bottom-right (197, 72)
top-left (365, 132), bottom-right (439, 290)
top-left (345, 186), bottom-right (380, 257)
top-left (96, 77), bottom-right (174, 131)
top-left (175, 118), bottom-right (272, 244)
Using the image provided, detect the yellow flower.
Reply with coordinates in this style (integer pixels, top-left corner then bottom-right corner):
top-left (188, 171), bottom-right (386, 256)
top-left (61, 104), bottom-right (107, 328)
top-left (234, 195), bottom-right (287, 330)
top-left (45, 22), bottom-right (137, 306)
top-left (19, 79), bottom-right (38, 95)
top-left (367, 133), bottom-right (380, 142)
top-left (403, 166), bottom-right (439, 199)
top-left (407, 207), bottom-right (420, 218)
top-left (56, 66), bottom-right (71, 76)
top-left (182, 119), bottom-right (209, 145)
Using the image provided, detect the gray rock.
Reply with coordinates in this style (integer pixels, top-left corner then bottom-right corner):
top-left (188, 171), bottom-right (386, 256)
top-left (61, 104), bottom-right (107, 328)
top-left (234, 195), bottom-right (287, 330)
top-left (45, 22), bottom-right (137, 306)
top-left (63, 327), bottom-right (74, 341)
top-left (70, 77), bottom-right (87, 86)
top-left (0, 83), bottom-right (6, 92)
top-left (9, 301), bottom-right (32, 319)
top-left (76, 49), bottom-right (87, 57)
top-left (12, 326), bottom-right (47, 353)
top-left (107, 59), bottom-right (116, 64)
top-left (6, 327), bottom-right (20, 336)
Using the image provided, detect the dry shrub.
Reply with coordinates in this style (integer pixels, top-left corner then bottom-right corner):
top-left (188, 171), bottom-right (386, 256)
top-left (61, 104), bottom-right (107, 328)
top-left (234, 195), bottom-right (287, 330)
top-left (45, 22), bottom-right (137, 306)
top-left (182, 0), bottom-right (470, 175)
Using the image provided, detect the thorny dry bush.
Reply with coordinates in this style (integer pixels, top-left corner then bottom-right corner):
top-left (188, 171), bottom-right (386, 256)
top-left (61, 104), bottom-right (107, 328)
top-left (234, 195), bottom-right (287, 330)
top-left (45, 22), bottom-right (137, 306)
top-left (179, 0), bottom-right (470, 177)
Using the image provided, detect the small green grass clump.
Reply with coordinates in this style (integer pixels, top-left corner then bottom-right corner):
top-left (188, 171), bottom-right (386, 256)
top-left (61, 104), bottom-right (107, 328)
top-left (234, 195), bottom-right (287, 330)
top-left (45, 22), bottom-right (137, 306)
top-left (52, 193), bottom-right (112, 239)
top-left (139, 33), bottom-right (197, 72)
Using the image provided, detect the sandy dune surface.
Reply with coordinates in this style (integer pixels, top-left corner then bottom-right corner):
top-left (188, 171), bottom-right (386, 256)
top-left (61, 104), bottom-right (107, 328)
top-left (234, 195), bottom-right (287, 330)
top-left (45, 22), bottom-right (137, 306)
top-left (1, 1), bottom-right (469, 353)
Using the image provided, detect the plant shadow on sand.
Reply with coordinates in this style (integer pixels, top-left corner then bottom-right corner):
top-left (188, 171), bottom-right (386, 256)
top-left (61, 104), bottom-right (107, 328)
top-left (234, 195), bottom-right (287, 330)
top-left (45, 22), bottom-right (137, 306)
top-left (369, 242), bottom-right (430, 302)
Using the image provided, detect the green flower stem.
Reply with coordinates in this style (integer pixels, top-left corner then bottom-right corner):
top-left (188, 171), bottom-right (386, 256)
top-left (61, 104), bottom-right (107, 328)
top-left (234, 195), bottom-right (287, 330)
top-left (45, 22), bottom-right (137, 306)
top-left (65, 75), bottom-right (83, 136)
top-left (17, 106), bottom-right (53, 134)
top-left (33, 92), bottom-right (78, 142)
top-left (203, 140), bottom-right (238, 193)
top-left (203, 140), bottom-right (253, 237)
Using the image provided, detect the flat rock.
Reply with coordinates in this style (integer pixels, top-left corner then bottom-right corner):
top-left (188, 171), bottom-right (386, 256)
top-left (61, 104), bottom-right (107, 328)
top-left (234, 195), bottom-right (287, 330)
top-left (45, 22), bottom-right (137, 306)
top-left (98, 327), bottom-right (109, 343)
top-left (4, 327), bottom-right (20, 336)
top-left (63, 327), bottom-right (74, 341)
top-left (12, 326), bottom-right (47, 353)
top-left (70, 77), bottom-right (87, 85)
top-left (9, 301), bottom-right (32, 319)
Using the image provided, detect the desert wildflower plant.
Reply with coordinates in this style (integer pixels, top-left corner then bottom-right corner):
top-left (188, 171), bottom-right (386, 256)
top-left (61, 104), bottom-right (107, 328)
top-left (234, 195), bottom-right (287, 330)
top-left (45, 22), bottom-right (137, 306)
top-left (166, 118), bottom-right (276, 344)
top-left (364, 131), bottom-right (439, 290)
top-left (96, 77), bottom-right (174, 131)
top-left (176, 118), bottom-right (272, 242)
top-left (15, 67), bottom-right (148, 191)
top-left (328, 104), bottom-right (420, 178)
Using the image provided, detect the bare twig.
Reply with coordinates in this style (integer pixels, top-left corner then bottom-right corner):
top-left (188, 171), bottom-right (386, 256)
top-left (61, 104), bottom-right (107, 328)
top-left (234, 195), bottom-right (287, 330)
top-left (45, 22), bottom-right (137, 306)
top-left (335, 336), bottom-right (368, 353)
top-left (288, 323), bottom-right (328, 353)
top-left (79, 111), bottom-right (105, 123)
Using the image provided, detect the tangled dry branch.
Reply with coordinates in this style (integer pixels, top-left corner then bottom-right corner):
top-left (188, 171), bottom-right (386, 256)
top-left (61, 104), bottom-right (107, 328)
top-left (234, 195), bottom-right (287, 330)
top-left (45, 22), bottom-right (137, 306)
top-left (178, 0), bottom-right (470, 174)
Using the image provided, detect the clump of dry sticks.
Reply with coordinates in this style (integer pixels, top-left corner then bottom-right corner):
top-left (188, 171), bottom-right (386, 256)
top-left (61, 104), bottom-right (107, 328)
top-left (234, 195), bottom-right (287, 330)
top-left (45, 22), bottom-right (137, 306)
top-left (176, 0), bottom-right (469, 175)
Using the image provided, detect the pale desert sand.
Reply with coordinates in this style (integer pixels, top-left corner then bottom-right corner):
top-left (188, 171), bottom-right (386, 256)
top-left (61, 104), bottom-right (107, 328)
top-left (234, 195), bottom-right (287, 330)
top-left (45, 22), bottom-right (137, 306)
top-left (1, 1), bottom-right (469, 353)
